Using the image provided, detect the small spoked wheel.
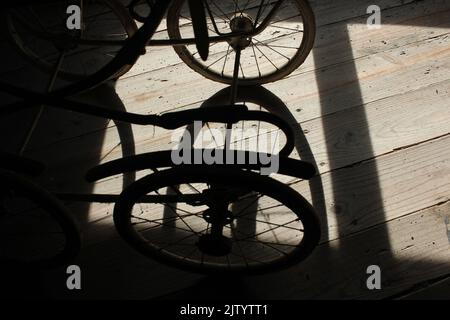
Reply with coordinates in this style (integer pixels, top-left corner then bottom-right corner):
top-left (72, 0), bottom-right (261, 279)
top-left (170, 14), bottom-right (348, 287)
top-left (167, 0), bottom-right (316, 85)
top-left (3, 0), bottom-right (137, 93)
top-left (0, 170), bottom-right (80, 268)
top-left (113, 166), bottom-right (320, 274)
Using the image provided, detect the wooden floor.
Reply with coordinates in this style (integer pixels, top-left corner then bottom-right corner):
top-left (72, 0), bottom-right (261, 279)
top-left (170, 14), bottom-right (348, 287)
top-left (1, 0), bottom-right (449, 299)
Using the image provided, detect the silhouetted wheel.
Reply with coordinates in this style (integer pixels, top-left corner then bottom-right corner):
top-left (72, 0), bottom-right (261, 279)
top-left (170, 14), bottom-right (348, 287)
top-left (167, 0), bottom-right (315, 85)
top-left (0, 169), bottom-right (80, 268)
top-left (113, 166), bottom-right (320, 274)
top-left (3, 0), bottom-right (137, 92)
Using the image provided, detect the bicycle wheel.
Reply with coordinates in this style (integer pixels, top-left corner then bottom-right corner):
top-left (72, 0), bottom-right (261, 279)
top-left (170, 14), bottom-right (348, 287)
top-left (2, 0), bottom-right (137, 93)
top-left (113, 166), bottom-right (320, 274)
top-left (167, 0), bottom-right (315, 85)
top-left (0, 169), bottom-right (80, 268)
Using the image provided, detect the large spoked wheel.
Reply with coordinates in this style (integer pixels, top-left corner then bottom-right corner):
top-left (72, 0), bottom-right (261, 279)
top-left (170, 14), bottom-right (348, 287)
top-left (167, 0), bottom-right (316, 85)
top-left (3, 0), bottom-right (137, 93)
top-left (113, 166), bottom-right (320, 274)
top-left (0, 169), bottom-right (80, 268)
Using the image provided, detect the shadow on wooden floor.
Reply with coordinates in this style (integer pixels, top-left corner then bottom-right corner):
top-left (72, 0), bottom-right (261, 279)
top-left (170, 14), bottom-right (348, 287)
top-left (0, 0), bottom-right (449, 299)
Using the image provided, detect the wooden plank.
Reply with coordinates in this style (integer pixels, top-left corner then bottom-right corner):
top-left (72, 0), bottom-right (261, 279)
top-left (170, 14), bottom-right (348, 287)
top-left (38, 129), bottom-right (450, 249)
top-left (39, 192), bottom-right (450, 299)
top-left (2, 0), bottom-right (450, 300)
top-left (125, 0), bottom-right (428, 77)
top-left (211, 201), bottom-right (450, 300)
top-left (39, 233), bottom-right (203, 299)
top-left (305, 134), bottom-right (450, 242)
top-left (28, 73), bottom-right (450, 200)
top-left (309, 0), bottom-right (418, 26)
top-left (10, 0), bottom-right (448, 152)
top-left (37, 131), bottom-right (450, 298)
top-left (21, 26), bottom-right (450, 153)
top-left (20, 35), bottom-right (449, 243)
top-left (113, 0), bottom-right (450, 89)
top-left (397, 275), bottom-right (450, 299)
top-left (293, 80), bottom-right (450, 171)
top-left (113, 30), bottom-right (450, 121)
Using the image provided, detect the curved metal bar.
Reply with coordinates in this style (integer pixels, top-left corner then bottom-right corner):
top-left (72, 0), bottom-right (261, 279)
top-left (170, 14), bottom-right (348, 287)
top-left (86, 150), bottom-right (316, 183)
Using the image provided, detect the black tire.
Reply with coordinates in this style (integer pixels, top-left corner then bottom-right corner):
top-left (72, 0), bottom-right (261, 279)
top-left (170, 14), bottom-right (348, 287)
top-left (3, 0), bottom-right (138, 93)
top-left (0, 169), bottom-right (80, 268)
top-left (167, 0), bottom-right (316, 85)
top-left (113, 166), bottom-right (320, 274)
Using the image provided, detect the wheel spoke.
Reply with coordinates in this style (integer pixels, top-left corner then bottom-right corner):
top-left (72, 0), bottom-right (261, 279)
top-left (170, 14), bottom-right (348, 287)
top-left (240, 218), bottom-right (303, 241)
top-left (251, 42), bottom-right (279, 70)
top-left (232, 0), bottom-right (243, 15)
top-left (206, 122), bottom-right (220, 147)
top-left (131, 212), bottom-right (201, 226)
top-left (154, 190), bottom-right (199, 235)
top-left (239, 61), bottom-right (246, 79)
top-left (253, 38), bottom-right (291, 61)
top-left (210, 1), bottom-right (232, 21)
top-left (239, 238), bottom-right (289, 255)
top-left (251, 43), bottom-right (262, 77)
top-left (268, 24), bottom-right (302, 32)
top-left (229, 223), bottom-right (249, 267)
top-left (132, 215), bottom-right (197, 234)
top-left (237, 215), bottom-right (304, 232)
top-left (221, 44), bottom-right (232, 76)
top-left (206, 50), bottom-right (231, 69)
top-left (234, 193), bottom-right (264, 217)
top-left (159, 226), bottom-right (209, 252)
top-left (179, 15), bottom-right (219, 35)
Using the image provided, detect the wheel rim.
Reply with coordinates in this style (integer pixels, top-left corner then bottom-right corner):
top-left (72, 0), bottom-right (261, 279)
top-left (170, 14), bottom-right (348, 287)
top-left (168, 0), bottom-right (315, 85)
top-left (0, 171), bottom-right (80, 267)
top-left (114, 167), bottom-right (319, 273)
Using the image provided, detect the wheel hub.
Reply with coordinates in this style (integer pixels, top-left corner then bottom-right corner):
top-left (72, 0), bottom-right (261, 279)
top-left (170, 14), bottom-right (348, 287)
top-left (229, 13), bottom-right (254, 49)
top-left (202, 208), bottom-right (234, 226)
top-left (197, 208), bottom-right (234, 256)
